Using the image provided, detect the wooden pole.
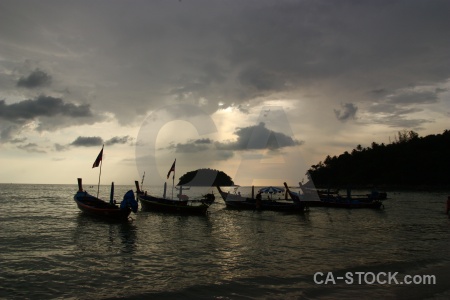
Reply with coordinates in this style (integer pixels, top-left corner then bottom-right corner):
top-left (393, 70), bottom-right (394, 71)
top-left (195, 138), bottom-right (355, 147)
top-left (77, 178), bottom-right (83, 192)
top-left (134, 180), bottom-right (141, 193)
top-left (110, 182), bottom-right (114, 204)
top-left (172, 172), bottom-right (175, 200)
top-left (140, 172), bottom-right (145, 190)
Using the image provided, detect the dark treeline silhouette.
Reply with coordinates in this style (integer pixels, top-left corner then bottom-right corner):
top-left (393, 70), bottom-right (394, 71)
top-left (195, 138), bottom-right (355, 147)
top-left (178, 168), bottom-right (234, 186)
top-left (308, 130), bottom-right (450, 188)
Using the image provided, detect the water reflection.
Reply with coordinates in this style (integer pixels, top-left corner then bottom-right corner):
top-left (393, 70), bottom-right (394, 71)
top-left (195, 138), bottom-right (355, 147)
top-left (73, 214), bottom-right (137, 255)
top-left (2, 185), bottom-right (450, 299)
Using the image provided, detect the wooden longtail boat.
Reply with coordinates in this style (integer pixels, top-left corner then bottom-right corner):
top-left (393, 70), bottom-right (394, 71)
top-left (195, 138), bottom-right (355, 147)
top-left (284, 182), bottom-right (383, 209)
top-left (299, 182), bottom-right (387, 202)
top-left (74, 178), bottom-right (138, 221)
top-left (135, 181), bottom-right (215, 215)
top-left (216, 186), bottom-right (306, 212)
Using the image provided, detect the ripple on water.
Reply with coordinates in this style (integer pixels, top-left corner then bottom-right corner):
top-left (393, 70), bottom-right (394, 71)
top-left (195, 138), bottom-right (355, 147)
top-left (1, 185), bottom-right (449, 299)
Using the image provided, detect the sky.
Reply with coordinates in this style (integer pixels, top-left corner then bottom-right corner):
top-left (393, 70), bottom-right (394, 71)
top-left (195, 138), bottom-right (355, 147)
top-left (1, 0), bottom-right (449, 186)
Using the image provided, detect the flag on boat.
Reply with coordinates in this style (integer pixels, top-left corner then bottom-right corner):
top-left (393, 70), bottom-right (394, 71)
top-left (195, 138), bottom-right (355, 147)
top-left (167, 159), bottom-right (176, 179)
top-left (92, 145), bottom-right (104, 168)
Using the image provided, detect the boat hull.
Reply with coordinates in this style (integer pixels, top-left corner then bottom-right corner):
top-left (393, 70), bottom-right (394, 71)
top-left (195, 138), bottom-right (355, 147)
top-left (74, 191), bottom-right (131, 221)
top-left (137, 193), bottom-right (210, 215)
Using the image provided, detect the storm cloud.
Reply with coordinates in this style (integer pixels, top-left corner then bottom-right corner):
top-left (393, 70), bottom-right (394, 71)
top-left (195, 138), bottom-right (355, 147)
top-left (334, 103), bottom-right (358, 122)
top-left (105, 136), bottom-right (133, 146)
top-left (70, 135), bottom-right (132, 147)
top-left (168, 123), bottom-right (302, 157)
top-left (167, 138), bottom-right (213, 153)
top-left (71, 136), bottom-right (103, 147)
top-left (0, 96), bottom-right (92, 123)
top-left (2, 0), bottom-right (449, 124)
top-left (17, 69), bottom-right (52, 89)
top-left (387, 90), bottom-right (440, 105)
top-left (0, 95), bottom-right (103, 141)
top-left (0, 1), bottom-right (449, 184)
top-left (217, 122), bottom-right (303, 151)
top-left (363, 85), bottom-right (448, 128)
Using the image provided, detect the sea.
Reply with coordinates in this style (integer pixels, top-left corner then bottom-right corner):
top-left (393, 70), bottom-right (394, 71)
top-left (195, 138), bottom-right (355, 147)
top-left (1, 183), bottom-right (449, 300)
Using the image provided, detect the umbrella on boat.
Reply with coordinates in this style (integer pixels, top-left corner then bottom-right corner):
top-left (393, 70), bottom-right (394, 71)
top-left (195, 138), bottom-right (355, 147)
top-left (258, 186), bottom-right (284, 199)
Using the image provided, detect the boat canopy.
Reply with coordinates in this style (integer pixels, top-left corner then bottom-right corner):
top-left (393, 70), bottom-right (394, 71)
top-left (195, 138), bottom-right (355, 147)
top-left (121, 190), bottom-right (138, 213)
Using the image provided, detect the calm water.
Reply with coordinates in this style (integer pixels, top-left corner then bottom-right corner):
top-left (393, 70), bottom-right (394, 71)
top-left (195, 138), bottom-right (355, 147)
top-left (1, 184), bottom-right (449, 299)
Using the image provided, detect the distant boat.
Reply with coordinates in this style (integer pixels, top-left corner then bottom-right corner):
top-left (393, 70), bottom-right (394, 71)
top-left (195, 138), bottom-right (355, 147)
top-left (216, 186), bottom-right (306, 212)
top-left (135, 181), bottom-right (215, 215)
top-left (284, 182), bottom-right (383, 209)
top-left (74, 178), bottom-right (138, 221)
top-left (299, 182), bottom-right (387, 202)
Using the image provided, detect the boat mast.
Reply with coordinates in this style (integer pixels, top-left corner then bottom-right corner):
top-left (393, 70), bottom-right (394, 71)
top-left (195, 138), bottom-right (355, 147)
top-left (140, 171), bottom-right (145, 190)
top-left (166, 158), bottom-right (176, 200)
top-left (172, 167), bottom-right (175, 200)
top-left (96, 158), bottom-right (102, 199)
top-left (92, 144), bottom-right (104, 199)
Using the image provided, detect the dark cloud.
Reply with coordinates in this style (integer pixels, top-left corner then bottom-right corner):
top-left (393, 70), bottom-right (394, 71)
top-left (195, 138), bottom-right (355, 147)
top-left (175, 143), bottom-right (209, 153)
top-left (17, 69), bottom-right (52, 88)
top-left (363, 86), bottom-right (447, 128)
top-left (0, 0), bottom-right (448, 149)
top-left (364, 102), bottom-right (430, 129)
top-left (375, 115), bottom-right (432, 129)
top-left (387, 90), bottom-right (439, 105)
top-left (369, 89), bottom-right (389, 98)
top-left (70, 136), bottom-right (103, 147)
top-left (1, 0), bottom-right (450, 125)
top-left (0, 125), bottom-right (19, 142)
top-left (368, 103), bottom-right (421, 115)
top-left (69, 135), bottom-right (131, 148)
top-left (166, 138), bottom-right (212, 153)
top-left (164, 123), bottom-right (301, 157)
top-left (105, 136), bottom-right (133, 146)
top-left (334, 103), bottom-right (358, 122)
top-left (193, 138), bottom-right (212, 144)
top-left (238, 66), bottom-right (286, 92)
top-left (435, 88), bottom-right (447, 93)
top-left (0, 96), bottom-right (93, 123)
top-left (222, 0), bottom-right (450, 94)
top-left (163, 139), bottom-right (233, 161)
top-left (0, 95), bottom-right (102, 141)
top-left (216, 122), bottom-right (302, 151)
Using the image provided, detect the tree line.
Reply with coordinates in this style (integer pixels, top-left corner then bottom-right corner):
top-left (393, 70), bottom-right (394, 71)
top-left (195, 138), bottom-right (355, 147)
top-left (308, 130), bottom-right (450, 188)
top-left (178, 168), bottom-right (234, 186)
